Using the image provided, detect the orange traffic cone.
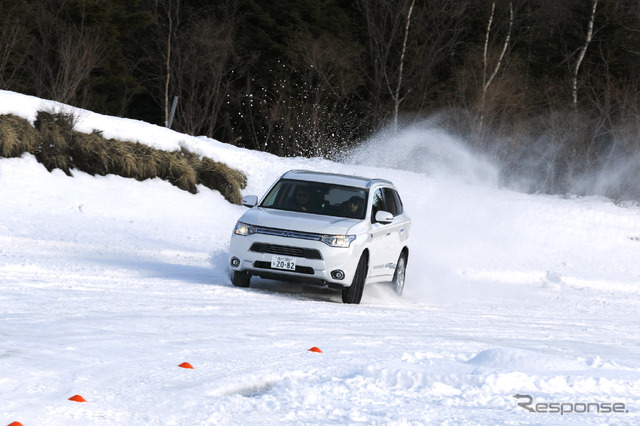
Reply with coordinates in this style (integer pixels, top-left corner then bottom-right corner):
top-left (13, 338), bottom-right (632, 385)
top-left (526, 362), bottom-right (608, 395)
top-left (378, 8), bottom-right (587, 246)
top-left (68, 395), bottom-right (87, 402)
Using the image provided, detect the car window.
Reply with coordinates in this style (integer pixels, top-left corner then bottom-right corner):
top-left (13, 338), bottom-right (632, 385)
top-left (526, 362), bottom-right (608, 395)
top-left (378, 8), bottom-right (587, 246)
top-left (381, 188), bottom-right (396, 216)
top-left (260, 179), bottom-right (368, 219)
top-left (383, 187), bottom-right (403, 216)
top-left (371, 188), bottom-right (384, 220)
top-left (392, 189), bottom-right (404, 214)
top-left (371, 187), bottom-right (403, 221)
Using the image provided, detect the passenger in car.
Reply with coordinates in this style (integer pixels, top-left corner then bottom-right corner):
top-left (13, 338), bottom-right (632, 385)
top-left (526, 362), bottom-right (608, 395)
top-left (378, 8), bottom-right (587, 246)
top-left (345, 196), bottom-right (364, 218)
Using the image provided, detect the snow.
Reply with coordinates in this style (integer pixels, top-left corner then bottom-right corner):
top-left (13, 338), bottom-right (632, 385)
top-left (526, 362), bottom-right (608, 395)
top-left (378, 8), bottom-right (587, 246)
top-left (2, 89), bottom-right (640, 424)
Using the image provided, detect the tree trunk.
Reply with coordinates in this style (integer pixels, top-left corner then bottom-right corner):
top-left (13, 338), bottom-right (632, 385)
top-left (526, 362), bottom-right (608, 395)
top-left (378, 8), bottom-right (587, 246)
top-left (164, 6), bottom-right (172, 128)
top-left (479, 1), bottom-right (513, 134)
top-left (572, 0), bottom-right (598, 110)
top-left (393, 0), bottom-right (415, 133)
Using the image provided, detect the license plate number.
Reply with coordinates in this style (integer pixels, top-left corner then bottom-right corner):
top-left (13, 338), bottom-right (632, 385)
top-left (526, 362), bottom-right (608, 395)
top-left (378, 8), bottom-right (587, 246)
top-left (271, 256), bottom-right (296, 271)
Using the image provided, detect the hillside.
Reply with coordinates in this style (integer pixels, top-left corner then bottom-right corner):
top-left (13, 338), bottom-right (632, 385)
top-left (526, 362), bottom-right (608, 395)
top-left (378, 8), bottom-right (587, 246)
top-left (1, 91), bottom-right (640, 424)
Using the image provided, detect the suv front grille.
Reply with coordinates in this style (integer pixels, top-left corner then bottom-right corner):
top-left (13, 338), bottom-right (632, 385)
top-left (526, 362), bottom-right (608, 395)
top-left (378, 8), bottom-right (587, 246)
top-left (250, 243), bottom-right (323, 260)
top-left (255, 226), bottom-right (322, 241)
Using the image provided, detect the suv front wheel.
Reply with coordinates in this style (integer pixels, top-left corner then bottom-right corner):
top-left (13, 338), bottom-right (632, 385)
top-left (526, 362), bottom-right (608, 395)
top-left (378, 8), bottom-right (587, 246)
top-left (231, 271), bottom-right (251, 288)
top-left (342, 253), bottom-right (367, 304)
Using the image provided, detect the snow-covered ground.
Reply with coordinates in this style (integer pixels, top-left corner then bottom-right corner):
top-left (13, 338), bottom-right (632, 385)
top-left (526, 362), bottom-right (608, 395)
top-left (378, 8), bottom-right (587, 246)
top-left (1, 90), bottom-right (640, 424)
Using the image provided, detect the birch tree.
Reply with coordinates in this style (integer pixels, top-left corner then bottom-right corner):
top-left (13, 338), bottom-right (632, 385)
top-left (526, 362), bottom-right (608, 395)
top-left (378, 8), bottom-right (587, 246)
top-left (163, 0), bottom-right (179, 127)
top-left (392, 0), bottom-right (415, 132)
top-left (479, 1), bottom-right (513, 132)
top-left (572, 0), bottom-right (598, 110)
top-left (356, 0), bottom-right (416, 124)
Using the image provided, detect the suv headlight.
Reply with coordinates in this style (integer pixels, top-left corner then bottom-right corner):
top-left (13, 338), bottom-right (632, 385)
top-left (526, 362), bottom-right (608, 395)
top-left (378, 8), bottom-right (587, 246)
top-left (234, 222), bottom-right (257, 236)
top-left (321, 234), bottom-right (356, 248)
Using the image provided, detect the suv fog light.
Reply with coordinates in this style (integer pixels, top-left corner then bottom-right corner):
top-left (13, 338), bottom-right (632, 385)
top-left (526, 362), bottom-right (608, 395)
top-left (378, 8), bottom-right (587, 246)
top-left (331, 270), bottom-right (345, 280)
top-left (230, 257), bottom-right (240, 267)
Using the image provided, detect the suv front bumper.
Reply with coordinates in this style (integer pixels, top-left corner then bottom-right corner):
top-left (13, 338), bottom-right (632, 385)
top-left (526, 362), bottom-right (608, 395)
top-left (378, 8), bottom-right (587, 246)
top-left (228, 232), bottom-right (363, 288)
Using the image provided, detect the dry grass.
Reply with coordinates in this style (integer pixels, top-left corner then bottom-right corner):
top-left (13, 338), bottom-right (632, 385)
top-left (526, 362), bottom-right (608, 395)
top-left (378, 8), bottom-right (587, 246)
top-left (0, 114), bottom-right (39, 158)
top-left (107, 141), bottom-right (140, 179)
top-left (33, 111), bottom-right (74, 175)
top-left (157, 149), bottom-right (198, 194)
top-left (195, 157), bottom-right (246, 205)
top-left (132, 142), bottom-right (160, 180)
top-left (70, 131), bottom-right (110, 176)
top-left (0, 111), bottom-right (246, 204)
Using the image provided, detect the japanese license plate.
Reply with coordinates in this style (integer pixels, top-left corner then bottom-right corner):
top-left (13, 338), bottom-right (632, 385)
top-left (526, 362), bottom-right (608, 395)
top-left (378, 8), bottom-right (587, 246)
top-left (271, 255), bottom-right (296, 271)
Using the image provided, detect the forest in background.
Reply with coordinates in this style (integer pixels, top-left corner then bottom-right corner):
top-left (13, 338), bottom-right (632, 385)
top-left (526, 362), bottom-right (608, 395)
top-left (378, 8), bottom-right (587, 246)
top-left (2, 0), bottom-right (640, 200)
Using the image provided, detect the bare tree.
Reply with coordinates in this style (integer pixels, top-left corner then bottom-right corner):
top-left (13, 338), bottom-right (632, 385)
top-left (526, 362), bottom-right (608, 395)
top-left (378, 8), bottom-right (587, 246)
top-left (163, 0), bottom-right (180, 127)
top-left (28, 1), bottom-right (105, 104)
top-left (406, 0), bottom-right (469, 116)
top-left (53, 26), bottom-right (105, 104)
top-left (287, 32), bottom-right (363, 154)
top-left (392, 0), bottom-right (415, 132)
top-left (479, 1), bottom-right (513, 132)
top-left (0, 8), bottom-right (30, 89)
top-left (357, 0), bottom-right (470, 128)
top-left (171, 6), bottom-right (240, 138)
top-left (144, 0), bottom-right (181, 127)
top-left (356, 0), bottom-right (415, 121)
top-left (572, 0), bottom-right (598, 110)
top-left (29, 1), bottom-right (64, 99)
top-left (232, 30), bottom-right (365, 157)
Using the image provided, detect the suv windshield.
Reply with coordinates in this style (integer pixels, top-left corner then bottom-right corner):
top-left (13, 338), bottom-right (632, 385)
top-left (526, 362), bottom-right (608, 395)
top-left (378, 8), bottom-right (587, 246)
top-left (260, 179), bottom-right (368, 219)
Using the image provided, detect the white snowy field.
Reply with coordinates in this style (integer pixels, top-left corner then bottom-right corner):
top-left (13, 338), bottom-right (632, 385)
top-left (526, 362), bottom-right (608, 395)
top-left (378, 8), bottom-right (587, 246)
top-left (1, 89), bottom-right (640, 425)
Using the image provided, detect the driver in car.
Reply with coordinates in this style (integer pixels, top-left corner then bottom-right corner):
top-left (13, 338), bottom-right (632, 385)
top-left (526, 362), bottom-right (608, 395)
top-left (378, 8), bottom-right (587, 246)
top-left (286, 187), bottom-right (311, 212)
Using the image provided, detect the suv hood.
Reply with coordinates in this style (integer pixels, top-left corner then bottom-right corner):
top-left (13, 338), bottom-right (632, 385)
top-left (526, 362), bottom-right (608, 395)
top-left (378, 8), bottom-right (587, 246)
top-left (240, 208), bottom-right (358, 235)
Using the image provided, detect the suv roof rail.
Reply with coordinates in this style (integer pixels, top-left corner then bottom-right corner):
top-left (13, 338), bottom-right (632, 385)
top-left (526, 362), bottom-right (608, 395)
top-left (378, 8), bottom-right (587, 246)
top-left (281, 169), bottom-right (393, 188)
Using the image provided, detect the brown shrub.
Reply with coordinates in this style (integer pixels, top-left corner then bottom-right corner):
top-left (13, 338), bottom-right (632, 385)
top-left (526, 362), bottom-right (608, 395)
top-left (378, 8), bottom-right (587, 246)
top-left (2, 110), bottom-right (246, 204)
top-left (33, 111), bottom-right (74, 175)
top-left (156, 149), bottom-right (198, 194)
top-left (196, 157), bottom-right (245, 205)
top-left (107, 140), bottom-right (140, 179)
top-left (0, 114), bottom-right (39, 158)
top-left (70, 131), bottom-right (110, 175)
top-left (132, 142), bottom-right (160, 180)
top-left (34, 111), bottom-right (76, 134)
top-left (180, 147), bottom-right (247, 204)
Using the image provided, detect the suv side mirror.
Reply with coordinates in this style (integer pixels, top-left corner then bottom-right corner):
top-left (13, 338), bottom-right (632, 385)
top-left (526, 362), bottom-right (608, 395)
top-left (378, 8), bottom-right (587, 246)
top-left (242, 195), bottom-right (258, 208)
top-left (374, 210), bottom-right (393, 224)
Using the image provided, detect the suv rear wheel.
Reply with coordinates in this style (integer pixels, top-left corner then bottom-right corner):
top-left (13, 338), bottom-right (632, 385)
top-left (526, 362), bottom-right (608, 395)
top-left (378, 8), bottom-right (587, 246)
top-left (392, 253), bottom-right (407, 295)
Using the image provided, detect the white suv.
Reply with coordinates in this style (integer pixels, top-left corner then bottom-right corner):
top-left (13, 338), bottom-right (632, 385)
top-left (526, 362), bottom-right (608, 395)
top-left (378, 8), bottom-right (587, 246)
top-left (228, 170), bottom-right (410, 304)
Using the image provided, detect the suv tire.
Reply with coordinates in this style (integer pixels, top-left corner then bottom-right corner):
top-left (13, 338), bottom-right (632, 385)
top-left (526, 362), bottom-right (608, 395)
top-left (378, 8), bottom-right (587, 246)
top-left (231, 271), bottom-right (251, 287)
top-left (392, 253), bottom-right (407, 295)
top-left (342, 253), bottom-right (367, 304)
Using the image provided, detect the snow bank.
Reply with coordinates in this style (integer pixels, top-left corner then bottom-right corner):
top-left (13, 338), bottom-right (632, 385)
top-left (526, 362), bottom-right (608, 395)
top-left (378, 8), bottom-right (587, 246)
top-left (2, 90), bottom-right (640, 424)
